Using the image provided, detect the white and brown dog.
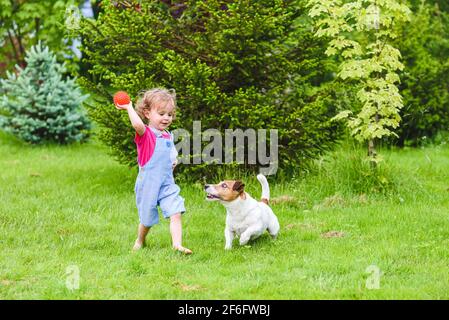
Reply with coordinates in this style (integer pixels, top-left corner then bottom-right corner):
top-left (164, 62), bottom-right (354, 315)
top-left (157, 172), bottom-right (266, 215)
top-left (205, 174), bottom-right (280, 250)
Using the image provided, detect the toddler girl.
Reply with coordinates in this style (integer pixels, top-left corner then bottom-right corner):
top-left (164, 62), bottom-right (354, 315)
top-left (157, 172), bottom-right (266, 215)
top-left (114, 88), bottom-right (192, 254)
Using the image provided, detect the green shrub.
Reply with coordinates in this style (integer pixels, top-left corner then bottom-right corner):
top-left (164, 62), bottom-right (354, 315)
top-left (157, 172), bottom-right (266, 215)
top-left (409, 0), bottom-right (449, 14)
top-left (393, 4), bottom-right (449, 146)
top-left (0, 42), bottom-right (91, 144)
top-left (76, 0), bottom-right (342, 178)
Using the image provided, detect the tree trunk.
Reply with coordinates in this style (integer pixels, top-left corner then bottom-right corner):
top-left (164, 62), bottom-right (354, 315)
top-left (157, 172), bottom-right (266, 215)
top-left (7, 30), bottom-right (26, 69)
top-left (35, 18), bottom-right (40, 42)
top-left (368, 111), bottom-right (380, 169)
top-left (368, 139), bottom-right (377, 169)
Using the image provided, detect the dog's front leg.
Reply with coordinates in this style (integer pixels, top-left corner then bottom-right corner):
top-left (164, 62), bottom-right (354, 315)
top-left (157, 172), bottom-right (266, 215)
top-left (239, 226), bottom-right (263, 246)
top-left (224, 227), bottom-right (234, 250)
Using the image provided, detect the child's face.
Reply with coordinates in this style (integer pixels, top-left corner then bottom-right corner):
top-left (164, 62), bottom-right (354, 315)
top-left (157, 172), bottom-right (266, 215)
top-left (145, 101), bottom-right (174, 131)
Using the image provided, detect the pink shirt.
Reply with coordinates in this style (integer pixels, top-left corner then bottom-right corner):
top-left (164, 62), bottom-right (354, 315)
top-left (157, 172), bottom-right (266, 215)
top-left (134, 126), bottom-right (173, 167)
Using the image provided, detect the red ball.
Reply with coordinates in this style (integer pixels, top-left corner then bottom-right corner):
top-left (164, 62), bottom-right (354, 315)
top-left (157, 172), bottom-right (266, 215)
top-left (113, 91), bottom-right (131, 105)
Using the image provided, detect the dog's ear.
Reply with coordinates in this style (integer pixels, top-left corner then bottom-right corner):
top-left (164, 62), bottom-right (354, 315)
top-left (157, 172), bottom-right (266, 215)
top-left (233, 180), bottom-right (245, 194)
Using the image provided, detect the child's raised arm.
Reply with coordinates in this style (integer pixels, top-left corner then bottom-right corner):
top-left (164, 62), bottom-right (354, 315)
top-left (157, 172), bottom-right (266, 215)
top-left (115, 102), bottom-right (146, 136)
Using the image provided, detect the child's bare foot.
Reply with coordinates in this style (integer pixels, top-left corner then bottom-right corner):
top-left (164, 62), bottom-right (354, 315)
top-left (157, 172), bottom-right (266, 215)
top-left (174, 246), bottom-right (192, 255)
top-left (132, 239), bottom-right (144, 251)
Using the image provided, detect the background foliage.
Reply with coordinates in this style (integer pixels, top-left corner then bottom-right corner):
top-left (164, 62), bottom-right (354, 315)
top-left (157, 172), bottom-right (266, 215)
top-left (76, 0), bottom-right (343, 178)
top-left (0, 0), bottom-right (87, 76)
top-left (393, 3), bottom-right (449, 146)
top-left (0, 0), bottom-right (447, 172)
top-left (307, 0), bottom-right (411, 168)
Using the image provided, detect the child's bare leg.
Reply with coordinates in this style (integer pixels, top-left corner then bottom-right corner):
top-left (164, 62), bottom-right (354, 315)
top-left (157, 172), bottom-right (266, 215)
top-left (170, 213), bottom-right (192, 254)
top-left (133, 223), bottom-right (150, 251)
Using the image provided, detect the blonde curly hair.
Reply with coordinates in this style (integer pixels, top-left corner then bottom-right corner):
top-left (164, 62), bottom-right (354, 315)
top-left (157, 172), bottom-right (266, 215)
top-left (135, 88), bottom-right (177, 122)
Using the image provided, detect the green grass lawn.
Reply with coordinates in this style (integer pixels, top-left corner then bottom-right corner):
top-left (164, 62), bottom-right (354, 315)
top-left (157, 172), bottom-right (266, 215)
top-left (1, 131), bottom-right (448, 299)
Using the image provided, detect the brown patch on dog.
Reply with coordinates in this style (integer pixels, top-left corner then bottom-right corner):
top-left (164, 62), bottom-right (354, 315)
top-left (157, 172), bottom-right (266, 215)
top-left (232, 180), bottom-right (245, 193)
top-left (261, 198), bottom-right (269, 205)
top-left (210, 180), bottom-right (245, 201)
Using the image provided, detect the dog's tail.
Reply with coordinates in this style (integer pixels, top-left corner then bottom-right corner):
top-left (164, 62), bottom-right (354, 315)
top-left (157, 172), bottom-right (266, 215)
top-left (257, 174), bottom-right (270, 205)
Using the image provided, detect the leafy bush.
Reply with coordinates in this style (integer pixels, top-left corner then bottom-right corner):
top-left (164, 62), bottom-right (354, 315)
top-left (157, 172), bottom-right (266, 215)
top-left (0, 42), bottom-right (91, 144)
top-left (393, 4), bottom-right (449, 146)
top-left (76, 0), bottom-right (342, 178)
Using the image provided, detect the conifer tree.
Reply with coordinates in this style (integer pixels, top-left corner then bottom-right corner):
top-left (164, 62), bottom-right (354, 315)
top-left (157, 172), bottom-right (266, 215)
top-left (0, 42), bottom-right (90, 144)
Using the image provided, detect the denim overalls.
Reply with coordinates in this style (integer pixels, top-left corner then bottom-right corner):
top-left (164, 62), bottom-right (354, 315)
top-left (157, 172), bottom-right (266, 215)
top-left (135, 130), bottom-right (185, 227)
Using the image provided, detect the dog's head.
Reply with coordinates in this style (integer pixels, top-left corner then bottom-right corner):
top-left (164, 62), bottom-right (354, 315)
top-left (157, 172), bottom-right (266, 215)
top-left (204, 180), bottom-right (246, 202)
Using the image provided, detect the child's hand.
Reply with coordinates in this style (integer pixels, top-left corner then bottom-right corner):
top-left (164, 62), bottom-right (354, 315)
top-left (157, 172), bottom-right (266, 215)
top-left (114, 101), bottom-right (132, 110)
